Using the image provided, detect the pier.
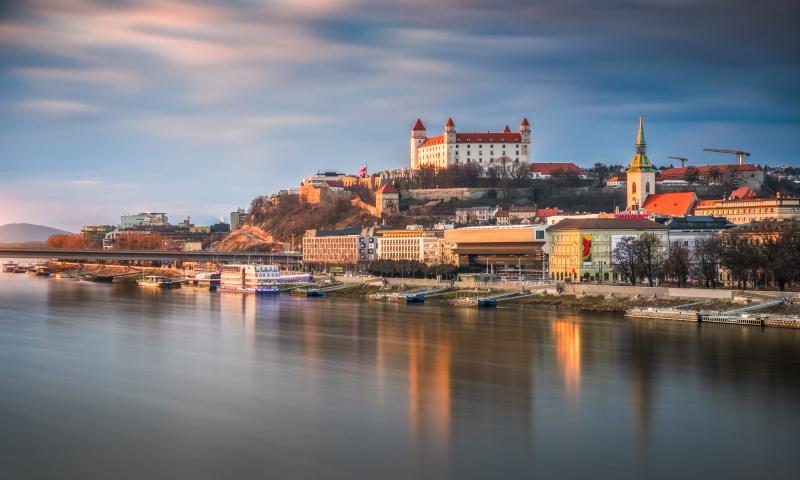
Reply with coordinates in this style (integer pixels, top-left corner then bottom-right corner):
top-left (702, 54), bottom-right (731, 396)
top-left (625, 296), bottom-right (799, 329)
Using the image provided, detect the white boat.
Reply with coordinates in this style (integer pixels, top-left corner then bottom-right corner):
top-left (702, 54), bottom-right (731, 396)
top-left (2, 261), bottom-right (17, 273)
top-left (55, 272), bottom-right (80, 280)
top-left (137, 275), bottom-right (183, 288)
top-left (27, 265), bottom-right (51, 277)
top-left (220, 264), bottom-right (280, 293)
top-left (277, 272), bottom-right (314, 285)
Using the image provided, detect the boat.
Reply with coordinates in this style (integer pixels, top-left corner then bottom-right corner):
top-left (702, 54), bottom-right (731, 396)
top-left (26, 265), bottom-right (51, 277)
top-left (137, 275), bottom-right (183, 288)
top-left (55, 272), bottom-right (80, 280)
top-left (2, 261), bottom-right (17, 273)
top-left (220, 264), bottom-right (280, 294)
top-left (185, 272), bottom-right (221, 290)
top-left (277, 272), bottom-right (314, 285)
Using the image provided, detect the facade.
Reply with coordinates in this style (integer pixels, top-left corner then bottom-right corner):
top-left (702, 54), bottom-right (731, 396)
top-left (120, 212), bottom-right (168, 228)
top-left (410, 117), bottom-right (531, 170)
top-left (657, 164), bottom-right (763, 188)
top-left (663, 216), bottom-right (733, 254)
top-left (375, 183), bottom-right (399, 216)
top-left (443, 225), bottom-right (547, 275)
top-left (455, 206), bottom-right (499, 224)
top-left (547, 217), bottom-right (667, 283)
top-left (495, 211), bottom-right (510, 225)
top-left (81, 224), bottom-right (114, 248)
top-left (530, 163), bottom-right (583, 179)
top-left (302, 228), bottom-right (377, 267)
top-left (626, 117), bottom-right (656, 211)
top-left (508, 205), bottom-right (539, 222)
top-left (377, 229), bottom-right (443, 265)
top-left (230, 208), bottom-right (247, 230)
top-left (692, 193), bottom-right (800, 224)
top-left (606, 176), bottom-right (626, 188)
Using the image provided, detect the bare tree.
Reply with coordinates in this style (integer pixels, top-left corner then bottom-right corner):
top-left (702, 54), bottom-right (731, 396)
top-left (692, 236), bottom-right (722, 288)
top-left (636, 233), bottom-right (664, 287)
top-left (613, 236), bottom-right (640, 285)
top-left (664, 241), bottom-right (691, 287)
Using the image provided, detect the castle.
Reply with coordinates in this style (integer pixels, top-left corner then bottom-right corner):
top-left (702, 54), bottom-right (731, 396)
top-left (410, 117), bottom-right (531, 170)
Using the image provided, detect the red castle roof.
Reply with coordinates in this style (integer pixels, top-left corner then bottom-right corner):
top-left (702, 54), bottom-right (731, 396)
top-left (531, 162), bottom-right (582, 175)
top-left (503, 125), bottom-right (511, 133)
top-left (658, 164), bottom-right (758, 180)
top-left (445, 117), bottom-right (455, 127)
top-left (520, 117), bottom-right (530, 127)
top-left (419, 132), bottom-right (522, 147)
top-left (412, 118), bottom-right (425, 131)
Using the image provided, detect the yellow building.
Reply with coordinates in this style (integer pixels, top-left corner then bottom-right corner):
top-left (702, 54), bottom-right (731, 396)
top-left (548, 218), bottom-right (667, 283)
top-left (378, 229), bottom-right (443, 264)
top-left (626, 117), bottom-right (656, 211)
top-left (693, 193), bottom-right (800, 224)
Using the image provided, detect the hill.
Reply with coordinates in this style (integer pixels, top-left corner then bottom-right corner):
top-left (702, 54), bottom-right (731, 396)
top-left (209, 225), bottom-right (284, 252)
top-left (0, 223), bottom-right (73, 243)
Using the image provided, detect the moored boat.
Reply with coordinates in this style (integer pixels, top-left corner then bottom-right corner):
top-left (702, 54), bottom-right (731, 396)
top-left (137, 275), bottom-right (183, 288)
top-left (2, 261), bottom-right (17, 273)
top-left (220, 264), bottom-right (280, 293)
top-left (55, 272), bottom-right (80, 280)
top-left (26, 265), bottom-right (51, 277)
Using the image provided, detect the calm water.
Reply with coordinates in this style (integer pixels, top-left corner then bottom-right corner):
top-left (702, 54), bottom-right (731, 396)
top-left (0, 274), bottom-right (799, 479)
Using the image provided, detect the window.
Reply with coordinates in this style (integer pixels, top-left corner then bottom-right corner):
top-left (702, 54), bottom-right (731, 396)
top-left (632, 182), bottom-right (637, 194)
top-left (645, 182), bottom-right (651, 194)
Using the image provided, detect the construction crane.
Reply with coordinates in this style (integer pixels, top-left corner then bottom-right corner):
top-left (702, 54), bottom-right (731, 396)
top-left (703, 148), bottom-right (750, 165)
top-left (667, 156), bottom-right (688, 168)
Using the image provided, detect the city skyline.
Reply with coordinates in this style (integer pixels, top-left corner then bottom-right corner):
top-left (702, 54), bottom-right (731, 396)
top-left (1, 0), bottom-right (799, 230)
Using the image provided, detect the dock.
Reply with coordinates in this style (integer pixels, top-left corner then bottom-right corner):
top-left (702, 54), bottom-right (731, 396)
top-left (625, 296), bottom-right (799, 329)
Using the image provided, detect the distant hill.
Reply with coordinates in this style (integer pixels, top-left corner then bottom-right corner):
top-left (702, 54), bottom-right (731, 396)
top-left (0, 223), bottom-right (73, 243)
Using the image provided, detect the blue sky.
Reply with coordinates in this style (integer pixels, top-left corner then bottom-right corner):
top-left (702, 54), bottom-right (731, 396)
top-left (1, 0), bottom-right (798, 231)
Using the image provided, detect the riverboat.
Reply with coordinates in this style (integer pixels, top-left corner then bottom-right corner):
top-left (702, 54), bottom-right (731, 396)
top-left (26, 265), bottom-right (51, 277)
top-left (55, 272), bottom-right (80, 280)
top-left (2, 261), bottom-right (18, 273)
top-left (137, 275), bottom-right (183, 288)
top-left (220, 264), bottom-right (280, 293)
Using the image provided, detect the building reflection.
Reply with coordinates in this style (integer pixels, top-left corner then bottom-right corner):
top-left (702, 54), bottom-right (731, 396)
top-left (551, 320), bottom-right (582, 397)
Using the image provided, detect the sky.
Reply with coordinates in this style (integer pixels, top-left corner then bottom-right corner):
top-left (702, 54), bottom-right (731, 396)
top-left (1, 0), bottom-right (798, 231)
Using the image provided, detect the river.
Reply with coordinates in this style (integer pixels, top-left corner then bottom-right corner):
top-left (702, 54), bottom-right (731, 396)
top-left (0, 274), bottom-right (798, 479)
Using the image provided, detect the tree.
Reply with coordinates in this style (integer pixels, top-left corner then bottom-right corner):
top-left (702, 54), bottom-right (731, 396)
top-left (613, 236), bottom-right (640, 285)
top-left (664, 242), bottom-right (691, 287)
top-left (692, 236), bottom-right (722, 288)
top-left (683, 166), bottom-right (700, 184)
top-left (719, 231), bottom-right (760, 289)
top-left (635, 233), bottom-right (664, 287)
top-left (46, 234), bottom-right (87, 249)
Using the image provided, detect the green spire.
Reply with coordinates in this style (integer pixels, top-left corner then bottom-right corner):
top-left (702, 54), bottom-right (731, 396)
top-left (636, 116), bottom-right (645, 146)
top-left (628, 116), bottom-right (654, 172)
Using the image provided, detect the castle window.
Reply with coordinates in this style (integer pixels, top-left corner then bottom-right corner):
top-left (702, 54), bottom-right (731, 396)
top-left (632, 183), bottom-right (637, 193)
top-left (645, 182), bottom-right (651, 194)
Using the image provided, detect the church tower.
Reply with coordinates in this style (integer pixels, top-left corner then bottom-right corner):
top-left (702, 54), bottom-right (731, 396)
top-left (410, 118), bottom-right (427, 170)
top-left (626, 117), bottom-right (656, 211)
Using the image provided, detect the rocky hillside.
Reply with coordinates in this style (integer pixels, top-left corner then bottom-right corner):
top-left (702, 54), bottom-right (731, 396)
top-left (209, 225), bottom-right (283, 252)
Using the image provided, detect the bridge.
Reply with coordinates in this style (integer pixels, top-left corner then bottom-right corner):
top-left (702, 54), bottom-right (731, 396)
top-left (0, 247), bottom-right (302, 266)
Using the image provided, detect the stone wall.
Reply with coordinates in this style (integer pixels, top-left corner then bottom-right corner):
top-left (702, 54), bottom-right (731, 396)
top-left (404, 187), bottom-right (532, 202)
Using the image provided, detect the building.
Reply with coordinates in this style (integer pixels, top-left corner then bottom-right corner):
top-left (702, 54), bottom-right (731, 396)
top-left (120, 212), bottom-right (168, 228)
top-left (530, 162), bottom-right (583, 179)
top-left (641, 192), bottom-right (698, 217)
top-left (302, 228), bottom-right (378, 268)
top-left (626, 117), bottom-right (656, 211)
top-left (663, 216), bottom-right (733, 254)
top-left (692, 193), bottom-right (800, 224)
top-left (375, 183), bottom-right (399, 216)
top-left (547, 217), bottom-right (667, 283)
top-left (495, 211), bottom-right (510, 225)
top-left (302, 171), bottom-right (347, 187)
top-left (656, 164), bottom-right (763, 188)
top-left (230, 208), bottom-right (247, 230)
top-left (606, 176), bottom-right (626, 188)
top-left (455, 206), bottom-right (499, 225)
top-left (377, 229), bottom-right (443, 264)
top-left (299, 183), bottom-right (352, 205)
top-left (508, 205), bottom-right (539, 222)
top-left (443, 225), bottom-right (547, 275)
top-left (410, 117), bottom-right (531, 170)
top-left (81, 225), bottom-right (114, 248)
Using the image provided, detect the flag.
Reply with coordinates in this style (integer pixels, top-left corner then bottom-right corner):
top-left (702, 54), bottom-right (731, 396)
top-left (359, 165), bottom-right (367, 177)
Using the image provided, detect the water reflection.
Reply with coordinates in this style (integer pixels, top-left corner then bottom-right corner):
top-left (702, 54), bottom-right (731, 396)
top-left (1, 275), bottom-right (798, 479)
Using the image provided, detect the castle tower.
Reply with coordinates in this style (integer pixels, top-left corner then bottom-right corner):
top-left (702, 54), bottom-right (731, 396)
top-left (626, 116), bottom-right (656, 211)
top-left (375, 183), bottom-right (399, 217)
top-left (519, 118), bottom-right (531, 161)
top-left (444, 117), bottom-right (456, 143)
top-left (410, 118), bottom-right (427, 170)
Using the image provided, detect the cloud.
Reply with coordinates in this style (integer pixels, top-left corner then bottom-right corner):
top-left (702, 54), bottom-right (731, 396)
top-left (17, 99), bottom-right (100, 115)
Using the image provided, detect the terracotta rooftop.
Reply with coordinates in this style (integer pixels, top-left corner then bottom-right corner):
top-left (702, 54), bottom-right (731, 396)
top-left (376, 183), bottom-right (397, 194)
top-left (412, 118), bottom-right (425, 131)
top-left (548, 217), bottom-right (667, 231)
top-left (657, 164), bottom-right (758, 180)
top-left (419, 132), bottom-right (522, 147)
top-left (728, 186), bottom-right (758, 200)
top-left (531, 162), bottom-right (582, 175)
top-left (641, 192), bottom-right (698, 216)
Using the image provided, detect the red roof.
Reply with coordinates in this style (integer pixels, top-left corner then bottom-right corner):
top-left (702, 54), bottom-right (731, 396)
top-left (729, 186), bottom-right (757, 200)
top-left (607, 176), bottom-right (625, 183)
top-left (376, 183), bottom-right (397, 194)
top-left (536, 208), bottom-right (562, 217)
top-left (531, 162), bottom-right (582, 175)
top-left (419, 132), bottom-right (522, 147)
top-left (412, 118), bottom-right (425, 131)
top-left (495, 211), bottom-right (509, 217)
top-left (445, 117), bottom-right (455, 127)
top-left (503, 125), bottom-right (511, 133)
top-left (641, 192), bottom-right (697, 216)
top-left (658, 164), bottom-right (758, 180)
top-left (520, 117), bottom-right (530, 127)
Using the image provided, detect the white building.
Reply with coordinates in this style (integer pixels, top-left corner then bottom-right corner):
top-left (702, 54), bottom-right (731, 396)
top-left (455, 206), bottom-right (499, 224)
top-left (378, 229), bottom-right (443, 265)
top-left (410, 117), bottom-right (531, 170)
